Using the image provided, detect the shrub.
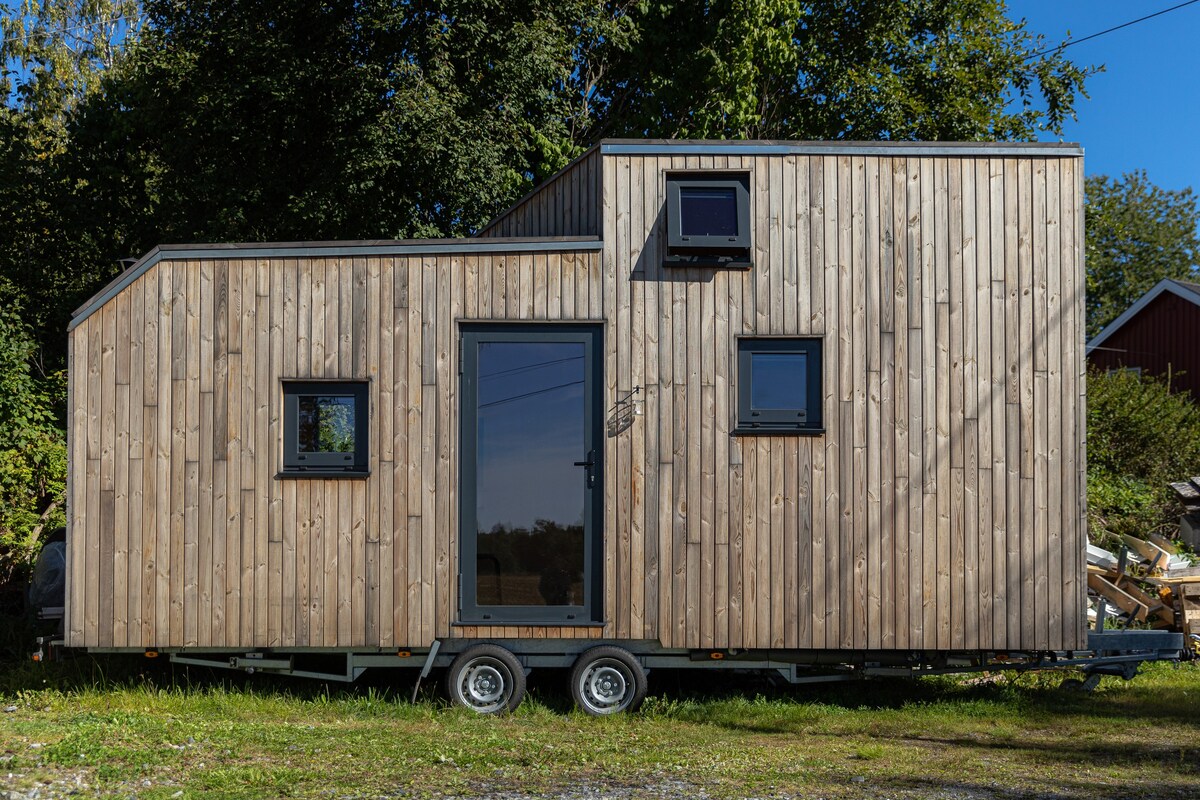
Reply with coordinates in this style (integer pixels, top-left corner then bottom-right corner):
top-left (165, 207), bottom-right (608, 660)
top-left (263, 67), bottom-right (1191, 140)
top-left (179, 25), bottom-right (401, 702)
top-left (0, 301), bottom-right (66, 595)
top-left (1086, 367), bottom-right (1200, 548)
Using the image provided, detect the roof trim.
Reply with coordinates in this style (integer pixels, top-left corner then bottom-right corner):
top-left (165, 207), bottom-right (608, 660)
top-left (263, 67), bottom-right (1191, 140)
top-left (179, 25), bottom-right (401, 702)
top-left (1087, 278), bottom-right (1200, 351)
top-left (600, 139), bottom-right (1084, 158)
top-left (69, 237), bottom-right (603, 331)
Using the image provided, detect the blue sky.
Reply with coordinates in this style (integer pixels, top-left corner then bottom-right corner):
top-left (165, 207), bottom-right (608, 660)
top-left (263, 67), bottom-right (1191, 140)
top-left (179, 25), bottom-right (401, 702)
top-left (1007, 0), bottom-right (1200, 192)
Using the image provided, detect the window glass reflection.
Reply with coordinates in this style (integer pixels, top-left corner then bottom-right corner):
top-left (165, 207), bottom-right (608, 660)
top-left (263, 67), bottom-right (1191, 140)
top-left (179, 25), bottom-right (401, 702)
top-left (750, 352), bottom-right (807, 411)
top-left (475, 341), bottom-right (586, 606)
top-left (679, 187), bottom-right (739, 237)
top-left (297, 395), bottom-right (356, 453)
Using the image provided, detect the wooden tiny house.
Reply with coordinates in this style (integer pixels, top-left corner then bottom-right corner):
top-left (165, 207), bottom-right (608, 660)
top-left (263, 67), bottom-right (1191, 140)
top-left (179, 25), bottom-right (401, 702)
top-left (66, 141), bottom-right (1088, 691)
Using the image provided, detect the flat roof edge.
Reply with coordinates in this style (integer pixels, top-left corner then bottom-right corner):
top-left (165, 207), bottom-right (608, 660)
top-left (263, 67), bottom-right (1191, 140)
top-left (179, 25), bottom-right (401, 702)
top-left (600, 140), bottom-right (1084, 157)
top-left (69, 237), bottom-right (603, 331)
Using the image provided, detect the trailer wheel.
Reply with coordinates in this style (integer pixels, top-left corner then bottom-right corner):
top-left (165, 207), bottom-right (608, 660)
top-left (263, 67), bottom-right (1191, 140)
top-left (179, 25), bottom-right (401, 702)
top-left (444, 644), bottom-right (526, 714)
top-left (569, 646), bottom-right (647, 715)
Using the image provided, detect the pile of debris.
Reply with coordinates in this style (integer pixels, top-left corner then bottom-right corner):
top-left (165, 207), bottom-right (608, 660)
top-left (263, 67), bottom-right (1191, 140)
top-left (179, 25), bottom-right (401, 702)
top-left (1087, 530), bottom-right (1200, 648)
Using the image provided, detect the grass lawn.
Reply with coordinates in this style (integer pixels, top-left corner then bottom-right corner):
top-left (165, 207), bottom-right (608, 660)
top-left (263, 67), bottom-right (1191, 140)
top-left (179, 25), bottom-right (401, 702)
top-left (0, 655), bottom-right (1197, 799)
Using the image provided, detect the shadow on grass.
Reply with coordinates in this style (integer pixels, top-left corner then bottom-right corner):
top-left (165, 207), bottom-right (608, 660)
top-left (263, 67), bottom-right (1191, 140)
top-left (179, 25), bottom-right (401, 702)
top-left (869, 773), bottom-right (1200, 800)
top-left (0, 632), bottom-right (578, 716)
top-left (875, 733), bottom-right (1200, 772)
top-left (643, 664), bottom-right (1200, 729)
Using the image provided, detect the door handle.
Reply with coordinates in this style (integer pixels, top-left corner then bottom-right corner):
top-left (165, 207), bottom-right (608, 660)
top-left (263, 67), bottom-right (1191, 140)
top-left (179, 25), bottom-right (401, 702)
top-left (574, 451), bottom-right (596, 487)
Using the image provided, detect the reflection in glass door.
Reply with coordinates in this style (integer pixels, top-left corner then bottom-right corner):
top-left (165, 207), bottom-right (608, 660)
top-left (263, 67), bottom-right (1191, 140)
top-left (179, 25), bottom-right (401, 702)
top-left (459, 325), bottom-right (603, 623)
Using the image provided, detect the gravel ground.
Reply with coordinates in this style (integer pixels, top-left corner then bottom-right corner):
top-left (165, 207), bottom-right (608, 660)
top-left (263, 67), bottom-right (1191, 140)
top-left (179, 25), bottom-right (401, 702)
top-left (5, 774), bottom-right (1197, 800)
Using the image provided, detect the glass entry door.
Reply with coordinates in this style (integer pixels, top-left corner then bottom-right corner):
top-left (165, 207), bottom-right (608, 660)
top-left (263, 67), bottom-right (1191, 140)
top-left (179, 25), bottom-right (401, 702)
top-left (459, 325), bottom-right (603, 623)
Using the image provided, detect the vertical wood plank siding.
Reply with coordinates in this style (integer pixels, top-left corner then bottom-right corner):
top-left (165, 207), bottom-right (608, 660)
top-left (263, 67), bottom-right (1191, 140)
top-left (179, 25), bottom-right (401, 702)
top-left (587, 153), bottom-right (1083, 651)
top-left (67, 149), bottom-right (1085, 652)
top-left (479, 150), bottom-right (601, 238)
top-left (70, 250), bottom-right (602, 649)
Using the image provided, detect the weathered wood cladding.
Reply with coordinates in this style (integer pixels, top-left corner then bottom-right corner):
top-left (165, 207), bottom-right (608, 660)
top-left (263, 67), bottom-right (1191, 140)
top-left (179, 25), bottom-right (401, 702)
top-left (68, 250), bottom-right (607, 649)
top-left (68, 145), bottom-right (1086, 654)
top-left (586, 152), bottom-right (1085, 652)
top-left (479, 149), bottom-right (601, 238)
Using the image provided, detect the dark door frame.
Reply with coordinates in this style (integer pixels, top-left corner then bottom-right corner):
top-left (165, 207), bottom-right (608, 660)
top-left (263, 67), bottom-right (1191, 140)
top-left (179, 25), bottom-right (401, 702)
top-left (458, 323), bottom-right (605, 624)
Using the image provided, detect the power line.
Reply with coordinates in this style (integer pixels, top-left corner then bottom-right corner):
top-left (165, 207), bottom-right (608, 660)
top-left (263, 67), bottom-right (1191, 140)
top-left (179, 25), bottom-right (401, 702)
top-left (478, 379), bottom-right (585, 410)
top-left (1026, 0), bottom-right (1200, 60)
top-left (480, 355), bottom-right (583, 380)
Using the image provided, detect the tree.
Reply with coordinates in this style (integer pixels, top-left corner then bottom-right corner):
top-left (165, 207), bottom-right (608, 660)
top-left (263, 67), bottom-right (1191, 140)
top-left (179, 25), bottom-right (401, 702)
top-left (1085, 171), bottom-right (1200, 339)
top-left (2, 0), bottom-right (1093, 367)
top-left (2, 0), bottom-right (142, 123)
top-left (65, 0), bottom-right (628, 245)
top-left (578, 0), bottom-right (1093, 143)
top-left (0, 1), bottom-right (145, 362)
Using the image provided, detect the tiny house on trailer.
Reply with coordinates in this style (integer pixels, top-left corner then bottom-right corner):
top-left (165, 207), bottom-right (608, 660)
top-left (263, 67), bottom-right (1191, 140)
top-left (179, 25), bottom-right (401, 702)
top-left (66, 139), bottom-right (1097, 713)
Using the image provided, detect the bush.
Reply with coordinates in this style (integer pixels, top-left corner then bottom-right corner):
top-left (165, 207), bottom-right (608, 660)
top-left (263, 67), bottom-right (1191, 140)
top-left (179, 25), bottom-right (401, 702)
top-left (1086, 367), bottom-right (1200, 548)
top-left (0, 301), bottom-right (66, 595)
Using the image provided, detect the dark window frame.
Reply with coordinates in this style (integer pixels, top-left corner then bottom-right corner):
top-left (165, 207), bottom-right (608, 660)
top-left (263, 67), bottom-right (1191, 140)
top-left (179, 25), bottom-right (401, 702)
top-left (735, 337), bottom-right (824, 435)
top-left (280, 380), bottom-right (370, 477)
top-left (664, 172), bottom-right (752, 265)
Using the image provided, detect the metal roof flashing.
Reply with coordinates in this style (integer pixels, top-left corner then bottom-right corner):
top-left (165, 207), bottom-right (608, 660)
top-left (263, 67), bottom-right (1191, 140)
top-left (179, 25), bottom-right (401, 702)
top-left (598, 139), bottom-right (1084, 158)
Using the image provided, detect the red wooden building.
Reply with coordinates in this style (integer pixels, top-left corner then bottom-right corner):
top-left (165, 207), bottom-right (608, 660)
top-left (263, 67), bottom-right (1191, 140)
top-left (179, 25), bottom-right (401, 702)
top-left (1087, 278), bottom-right (1200, 401)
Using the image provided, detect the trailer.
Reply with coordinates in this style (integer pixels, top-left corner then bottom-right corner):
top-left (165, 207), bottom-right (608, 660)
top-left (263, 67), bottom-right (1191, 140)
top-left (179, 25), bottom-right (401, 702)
top-left (60, 139), bottom-right (1185, 713)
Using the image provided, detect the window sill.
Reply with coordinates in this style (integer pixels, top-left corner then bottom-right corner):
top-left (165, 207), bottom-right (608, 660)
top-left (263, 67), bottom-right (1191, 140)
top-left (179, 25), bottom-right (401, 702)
top-left (662, 256), bottom-right (752, 270)
top-left (731, 427), bottom-right (825, 437)
top-left (275, 470), bottom-right (371, 480)
top-left (453, 619), bottom-right (606, 628)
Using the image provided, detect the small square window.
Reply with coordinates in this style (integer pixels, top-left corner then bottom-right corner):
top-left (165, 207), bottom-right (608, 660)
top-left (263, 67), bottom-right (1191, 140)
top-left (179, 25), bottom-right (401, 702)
top-left (736, 338), bottom-right (823, 434)
top-left (665, 172), bottom-right (752, 267)
top-left (282, 381), bottom-right (369, 475)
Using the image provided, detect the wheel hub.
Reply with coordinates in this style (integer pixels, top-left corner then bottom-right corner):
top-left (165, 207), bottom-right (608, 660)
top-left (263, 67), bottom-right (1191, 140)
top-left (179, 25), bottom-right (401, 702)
top-left (585, 664), bottom-right (629, 708)
top-left (463, 663), bottom-right (507, 707)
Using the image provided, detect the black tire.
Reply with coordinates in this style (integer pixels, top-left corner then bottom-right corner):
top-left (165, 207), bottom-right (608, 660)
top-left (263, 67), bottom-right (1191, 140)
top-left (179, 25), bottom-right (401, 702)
top-left (444, 644), bottom-right (526, 714)
top-left (569, 646), bottom-right (647, 715)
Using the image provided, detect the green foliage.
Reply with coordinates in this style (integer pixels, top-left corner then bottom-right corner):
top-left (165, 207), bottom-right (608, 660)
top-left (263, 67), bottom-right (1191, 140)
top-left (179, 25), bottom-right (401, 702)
top-left (1086, 367), bottom-right (1200, 546)
top-left (587, 0), bottom-right (1094, 142)
top-left (0, 1), bottom-right (145, 362)
top-left (67, 0), bottom-right (606, 245)
top-left (1085, 171), bottom-right (1200, 339)
top-left (0, 105), bottom-right (124, 365)
top-left (1, 1), bottom-right (142, 127)
top-left (0, 0), bottom-right (1093, 368)
top-left (0, 299), bottom-right (66, 589)
top-left (1086, 473), bottom-right (1162, 545)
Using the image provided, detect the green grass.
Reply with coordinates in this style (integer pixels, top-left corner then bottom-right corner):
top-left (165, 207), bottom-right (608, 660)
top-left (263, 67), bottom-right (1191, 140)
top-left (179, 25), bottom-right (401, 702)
top-left (1, 657), bottom-right (1198, 798)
